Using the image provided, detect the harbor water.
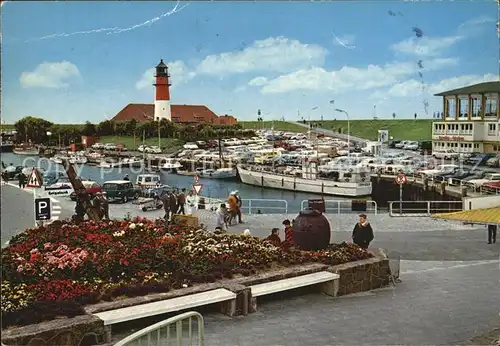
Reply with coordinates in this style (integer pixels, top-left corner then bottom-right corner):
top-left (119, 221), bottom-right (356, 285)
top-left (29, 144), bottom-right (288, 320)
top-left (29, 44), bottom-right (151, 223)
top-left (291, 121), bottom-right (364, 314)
top-left (1, 153), bottom-right (354, 213)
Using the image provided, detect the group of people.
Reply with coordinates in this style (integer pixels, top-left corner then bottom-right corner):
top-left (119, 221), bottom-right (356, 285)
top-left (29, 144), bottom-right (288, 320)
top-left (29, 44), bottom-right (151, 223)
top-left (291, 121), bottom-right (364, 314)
top-left (263, 214), bottom-right (375, 249)
top-left (161, 188), bottom-right (198, 221)
top-left (73, 191), bottom-right (110, 221)
top-left (215, 190), bottom-right (244, 230)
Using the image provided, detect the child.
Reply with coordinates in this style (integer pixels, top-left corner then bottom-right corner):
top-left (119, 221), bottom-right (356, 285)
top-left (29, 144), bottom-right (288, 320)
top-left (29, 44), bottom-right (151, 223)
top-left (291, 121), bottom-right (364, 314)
top-left (215, 203), bottom-right (228, 231)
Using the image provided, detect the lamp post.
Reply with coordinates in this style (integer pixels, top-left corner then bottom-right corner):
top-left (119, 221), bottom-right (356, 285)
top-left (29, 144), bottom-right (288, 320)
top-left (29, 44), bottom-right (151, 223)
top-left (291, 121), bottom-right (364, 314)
top-left (308, 106), bottom-right (319, 140)
top-left (335, 108), bottom-right (350, 154)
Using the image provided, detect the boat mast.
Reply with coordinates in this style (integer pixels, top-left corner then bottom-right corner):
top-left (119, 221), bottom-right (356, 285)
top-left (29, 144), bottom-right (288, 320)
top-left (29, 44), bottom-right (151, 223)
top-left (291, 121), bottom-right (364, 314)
top-left (272, 120), bottom-right (275, 171)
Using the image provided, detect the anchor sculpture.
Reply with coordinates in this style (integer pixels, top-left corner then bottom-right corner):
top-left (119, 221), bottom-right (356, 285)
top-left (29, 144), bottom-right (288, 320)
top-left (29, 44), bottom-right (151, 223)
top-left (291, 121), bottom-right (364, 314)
top-left (61, 159), bottom-right (101, 221)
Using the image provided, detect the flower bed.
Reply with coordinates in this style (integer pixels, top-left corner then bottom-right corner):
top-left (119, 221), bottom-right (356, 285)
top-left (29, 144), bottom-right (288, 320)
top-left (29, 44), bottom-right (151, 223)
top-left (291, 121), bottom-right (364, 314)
top-left (1, 218), bottom-right (372, 328)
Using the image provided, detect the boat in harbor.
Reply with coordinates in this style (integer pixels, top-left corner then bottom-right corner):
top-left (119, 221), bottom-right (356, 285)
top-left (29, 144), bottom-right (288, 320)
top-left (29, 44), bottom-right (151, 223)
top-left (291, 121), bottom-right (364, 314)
top-left (13, 146), bottom-right (39, 156)
top-left (198, 168), bottom-right (238, 179)
top-left (0, 139), bottom-right (14, 153)
top-left (160, 158), bottom-right (182, 171)
top-left (237, 163), bottom-right (372, 197)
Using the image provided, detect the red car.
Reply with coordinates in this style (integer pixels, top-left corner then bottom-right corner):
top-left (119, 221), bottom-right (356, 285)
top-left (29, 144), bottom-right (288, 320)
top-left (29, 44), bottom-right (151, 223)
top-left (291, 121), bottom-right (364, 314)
top-left (482, 181), bottom-right (500, 194)
top-left (70, 181), bottom-right (103, 200)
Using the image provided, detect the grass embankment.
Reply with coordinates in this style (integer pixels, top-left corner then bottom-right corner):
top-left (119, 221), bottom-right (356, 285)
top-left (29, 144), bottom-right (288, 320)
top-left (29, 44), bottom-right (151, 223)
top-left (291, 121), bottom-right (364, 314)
top-left (316, 119), bottom-right (433, 141)
top-left (240, 121), bottom-right (307, 132)
top-left (99, 136), bottom-right (184, 153)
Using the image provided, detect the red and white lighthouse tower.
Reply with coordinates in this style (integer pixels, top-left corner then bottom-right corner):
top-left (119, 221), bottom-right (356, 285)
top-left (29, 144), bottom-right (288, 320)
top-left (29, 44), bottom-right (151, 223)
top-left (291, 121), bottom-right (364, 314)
top-left (153, 59), bottom-right (172, 121)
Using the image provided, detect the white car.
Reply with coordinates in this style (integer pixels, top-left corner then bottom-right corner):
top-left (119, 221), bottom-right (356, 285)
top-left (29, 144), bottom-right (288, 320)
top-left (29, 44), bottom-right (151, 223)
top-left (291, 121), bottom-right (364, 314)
top-left (395, 141), bottom-right (409, 149)
top-left (146, 146), bottom-right (162, 154)
top-left (91, 143), bottom-right (105, 149)
top-left (183, 142), bottom-right (199, 150)
top-left (138, 145), bottom-right (148, 152)
top-left (403, 141), bottom-right (419, 150)
top-left (420, 164), bottom-right (458, 177)
top-left (104, 143), bottom-right (117, 151)
top-left (432, 149), bottom-right (459, 160)
top-left (465, 173), bottom-right (500, 190)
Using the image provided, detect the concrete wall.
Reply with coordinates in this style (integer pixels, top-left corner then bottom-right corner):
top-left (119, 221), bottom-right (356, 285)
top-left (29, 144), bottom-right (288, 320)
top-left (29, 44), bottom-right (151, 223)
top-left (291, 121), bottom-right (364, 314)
top-left (463, 195), bottom-right (500, 210)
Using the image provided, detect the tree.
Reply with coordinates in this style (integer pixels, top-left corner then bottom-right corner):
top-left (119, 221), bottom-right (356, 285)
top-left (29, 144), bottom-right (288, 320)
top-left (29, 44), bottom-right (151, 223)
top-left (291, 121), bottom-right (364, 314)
top-left (96, 120), bottom-right (114, 136)
top-left (392, 113), bottom-right (396, 119)
top-left (14, 116), bottom-right (53, 144)
top-left (81, 121), bottom-right (97, 136)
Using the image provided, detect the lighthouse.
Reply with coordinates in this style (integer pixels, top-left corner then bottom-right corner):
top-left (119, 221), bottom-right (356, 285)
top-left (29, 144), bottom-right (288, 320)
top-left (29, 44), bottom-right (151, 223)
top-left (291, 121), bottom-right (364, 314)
top-left (153, 59), bottom-right (172, 121)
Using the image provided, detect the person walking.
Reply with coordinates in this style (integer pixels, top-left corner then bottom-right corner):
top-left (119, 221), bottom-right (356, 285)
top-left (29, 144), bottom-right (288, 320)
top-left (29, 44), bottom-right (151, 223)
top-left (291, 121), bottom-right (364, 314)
top-left (215, 203), bottom-right (228, 231)
top-left (177, 188), bottom-right (186, 215)
top-left (352, 214), bottom-right (374, 250)
top-left (488, 224), bottom-right (497, 244)
top-left (100, 192), bottom-right (110, 220)
top-left (186, 190), bottom-right (196, 214)
top-left (161, 191), bottom-right (171, 221)
top-left (169, 190), bottom-right (178, 219)
top-left (92, 193), bottom-right (102, 219)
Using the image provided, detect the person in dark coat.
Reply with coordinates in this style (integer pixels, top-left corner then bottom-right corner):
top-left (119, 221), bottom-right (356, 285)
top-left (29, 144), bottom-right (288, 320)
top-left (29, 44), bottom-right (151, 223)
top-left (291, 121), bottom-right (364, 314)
top-left (352, 214), bottom-right (374, 249)
top-left (18, 172), bottom-right (26, 188)
top-left (488, 224), bottom-right (497, 244)
top-left (177, 188), bottom-right (186, 215)
top-left (169, 190), bottom-right (178, 218)
top-left (161, 191), bottom-right (171, 221)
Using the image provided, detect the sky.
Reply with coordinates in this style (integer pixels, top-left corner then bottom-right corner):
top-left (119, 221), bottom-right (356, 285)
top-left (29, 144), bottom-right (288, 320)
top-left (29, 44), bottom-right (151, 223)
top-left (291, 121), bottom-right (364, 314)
top-left (1, 1), bottom-right (499, 124)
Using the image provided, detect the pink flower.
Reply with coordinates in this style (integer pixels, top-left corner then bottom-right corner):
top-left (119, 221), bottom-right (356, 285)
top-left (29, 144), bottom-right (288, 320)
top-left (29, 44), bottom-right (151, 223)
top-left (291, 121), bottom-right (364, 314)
top-left (30, 248), bottom-right (39, 254)
top-left (44, 242), bottom-right (52, 249)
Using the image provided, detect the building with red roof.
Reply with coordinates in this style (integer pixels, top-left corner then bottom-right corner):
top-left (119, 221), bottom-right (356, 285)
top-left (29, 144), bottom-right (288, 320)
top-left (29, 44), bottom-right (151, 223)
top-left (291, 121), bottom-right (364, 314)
top-left (111, 60), bottom-right (237, 126)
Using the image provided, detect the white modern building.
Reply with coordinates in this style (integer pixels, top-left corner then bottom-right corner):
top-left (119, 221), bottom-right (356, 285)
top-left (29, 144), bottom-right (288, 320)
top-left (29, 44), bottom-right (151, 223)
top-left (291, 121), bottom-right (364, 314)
top-left (432, 81), bottom-right (500, 154)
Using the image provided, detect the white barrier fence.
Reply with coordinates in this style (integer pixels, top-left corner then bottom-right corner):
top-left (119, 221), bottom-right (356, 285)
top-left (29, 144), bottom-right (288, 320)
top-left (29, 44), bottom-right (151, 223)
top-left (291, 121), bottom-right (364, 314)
top-left (388, 200), bottom-right (463, 217)
top-left (114, 311), bottom-right (204, 346)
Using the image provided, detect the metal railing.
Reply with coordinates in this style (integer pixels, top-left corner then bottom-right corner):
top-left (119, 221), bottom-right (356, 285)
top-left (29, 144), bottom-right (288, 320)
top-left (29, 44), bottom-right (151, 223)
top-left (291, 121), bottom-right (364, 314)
top-left (300, 199), bottom-right (378, 215)
top-left (241, 199), bottom-right (288, 214)
top-left (388, 200), bottom-right (463, 217)
top-left (114, 311), bottom-right (204, 346)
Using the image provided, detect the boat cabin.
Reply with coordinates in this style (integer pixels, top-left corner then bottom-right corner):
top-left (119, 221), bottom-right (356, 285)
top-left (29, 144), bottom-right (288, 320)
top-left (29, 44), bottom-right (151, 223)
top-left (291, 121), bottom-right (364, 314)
top-left (136, 174), bottom-right (161, 187)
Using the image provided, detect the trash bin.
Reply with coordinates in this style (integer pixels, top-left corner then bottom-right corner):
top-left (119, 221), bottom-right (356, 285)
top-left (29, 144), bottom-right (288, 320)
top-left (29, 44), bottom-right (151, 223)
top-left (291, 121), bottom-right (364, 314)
top-left (308, 199), bottom-right (325, 213)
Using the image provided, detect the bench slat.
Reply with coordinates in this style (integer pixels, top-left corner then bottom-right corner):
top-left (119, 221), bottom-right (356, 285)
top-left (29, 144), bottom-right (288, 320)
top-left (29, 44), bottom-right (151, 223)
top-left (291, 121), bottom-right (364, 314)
top-left (250, 271), bottom-right (339, 297)
top-left (94, 288), bottom-right (236, 326)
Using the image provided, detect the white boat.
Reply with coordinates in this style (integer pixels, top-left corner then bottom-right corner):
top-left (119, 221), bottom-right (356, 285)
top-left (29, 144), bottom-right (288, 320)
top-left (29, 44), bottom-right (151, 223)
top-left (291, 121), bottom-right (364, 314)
top-left (199, 168), bottom-right (237, 179)
top-left (50, 155), bottom-right (67, 164)
top-left (160, 159), bottom-right (182, 171)
top-left (122, 157), bottom-right (144, 168)
top-left (69, 156), bottom-right (88, 164)
top-left (237, 163), bottom-right (372, 197)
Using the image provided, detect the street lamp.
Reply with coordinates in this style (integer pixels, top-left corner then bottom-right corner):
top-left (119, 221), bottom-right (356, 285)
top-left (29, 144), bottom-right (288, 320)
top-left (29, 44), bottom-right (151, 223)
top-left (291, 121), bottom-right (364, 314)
top-left (307, 106), bottom-right (319, 139)
top-left (335, 108), bottom-right (350, 154)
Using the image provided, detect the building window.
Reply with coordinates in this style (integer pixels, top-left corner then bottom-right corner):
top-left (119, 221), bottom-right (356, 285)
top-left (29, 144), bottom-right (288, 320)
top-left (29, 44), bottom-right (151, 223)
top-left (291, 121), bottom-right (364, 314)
top-left (446, 98), bottom-right (456, 119)
top-left (488, 123), bottom-right (497, 134)
top-left (471, 97), bottom-right (481, 117)
top-left (485, 97), bottom-right (498, 117)
top-left (459, 98), bottom-right (469, 118)
top-left (474, 143), bottom-right (479, 149)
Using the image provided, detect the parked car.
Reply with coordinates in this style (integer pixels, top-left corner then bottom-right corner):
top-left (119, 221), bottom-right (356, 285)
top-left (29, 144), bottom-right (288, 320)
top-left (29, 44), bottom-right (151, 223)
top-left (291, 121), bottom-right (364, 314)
top-left (403, 141), bottom-right (419, 150)
top-left (102, 180), bottom-right (141, 203)
top-left (482, 181), bottom-right (500, 194)
top-left (464, 173), bottom-right (500, 191)
top-left (418, 141), bottom-right (432, 155)
top-left (2, 165), bottom-right (24, 180)
top-left (103, 143), bottom-right (117, 151)
top-left (388, 140), bottom-right (401, 149)
top-left (91, 143), bottom-right (105, 150)
top-left (432, 149), bottom-right (459, 160)
top-left (146, 146), bottom-right (162, 154)
top-left (70, 181), bottom-right (103, 201)
top-left (420, 164), bottom-right (458, 177)
top-left (183, 142), bottom-right (199, 150)
top-left (436, 169), bottom-right (475, 186)
top-left (138, 145), bottom-right (148, 152)
top-left (395, 141), bottom-right (409, 149)
top-left (464, 153), bottom-right (496, 166)
top-left (486, 154), bottom-right (500, 168)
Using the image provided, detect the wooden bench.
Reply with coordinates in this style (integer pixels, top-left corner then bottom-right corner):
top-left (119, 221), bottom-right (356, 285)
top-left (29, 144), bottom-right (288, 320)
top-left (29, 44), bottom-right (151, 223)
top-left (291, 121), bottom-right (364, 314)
top-left (93, 288), bottom-right (236, 341)
top-left (249, 271), bottom-right (340, 312)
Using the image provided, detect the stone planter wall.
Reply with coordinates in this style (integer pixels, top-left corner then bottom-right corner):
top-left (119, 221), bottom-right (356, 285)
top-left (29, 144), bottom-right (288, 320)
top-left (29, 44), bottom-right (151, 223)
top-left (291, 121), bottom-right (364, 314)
top-left (2, 252), bottom-right (391, 346)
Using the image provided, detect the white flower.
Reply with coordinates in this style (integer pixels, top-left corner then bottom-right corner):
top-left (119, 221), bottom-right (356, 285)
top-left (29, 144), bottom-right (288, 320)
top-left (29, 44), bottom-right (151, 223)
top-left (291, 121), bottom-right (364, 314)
top-left (138, 223), bottom-right (144, 227)
top-left (129, 223), bottom-right (136, 230)
top-left (182, 284), bottom-right (188, 288)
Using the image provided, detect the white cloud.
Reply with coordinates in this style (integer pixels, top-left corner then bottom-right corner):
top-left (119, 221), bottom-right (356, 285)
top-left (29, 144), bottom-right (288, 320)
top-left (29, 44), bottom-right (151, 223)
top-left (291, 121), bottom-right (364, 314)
top-left (195, 36), bottom-right (327, 75)
top-left (135, 60), bottom-right (195, 90)
top-left (458, 15), bottom-right (496, 33)
top-left (259, 58), bottom-right (458, 94)
top-left (370, 73), bottom-right (499, 100)
top-left (390, 36), bottom-right (463, 57)
top-left (248, 76), bottom-right (268, 86)
top-left (19, 61), bottom-right (80, 89)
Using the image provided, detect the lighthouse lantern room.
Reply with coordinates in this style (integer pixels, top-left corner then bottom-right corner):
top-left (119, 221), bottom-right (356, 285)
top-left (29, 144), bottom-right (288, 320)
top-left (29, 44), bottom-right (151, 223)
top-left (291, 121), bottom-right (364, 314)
top-left (153, 59), bottom-right (172, 121)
